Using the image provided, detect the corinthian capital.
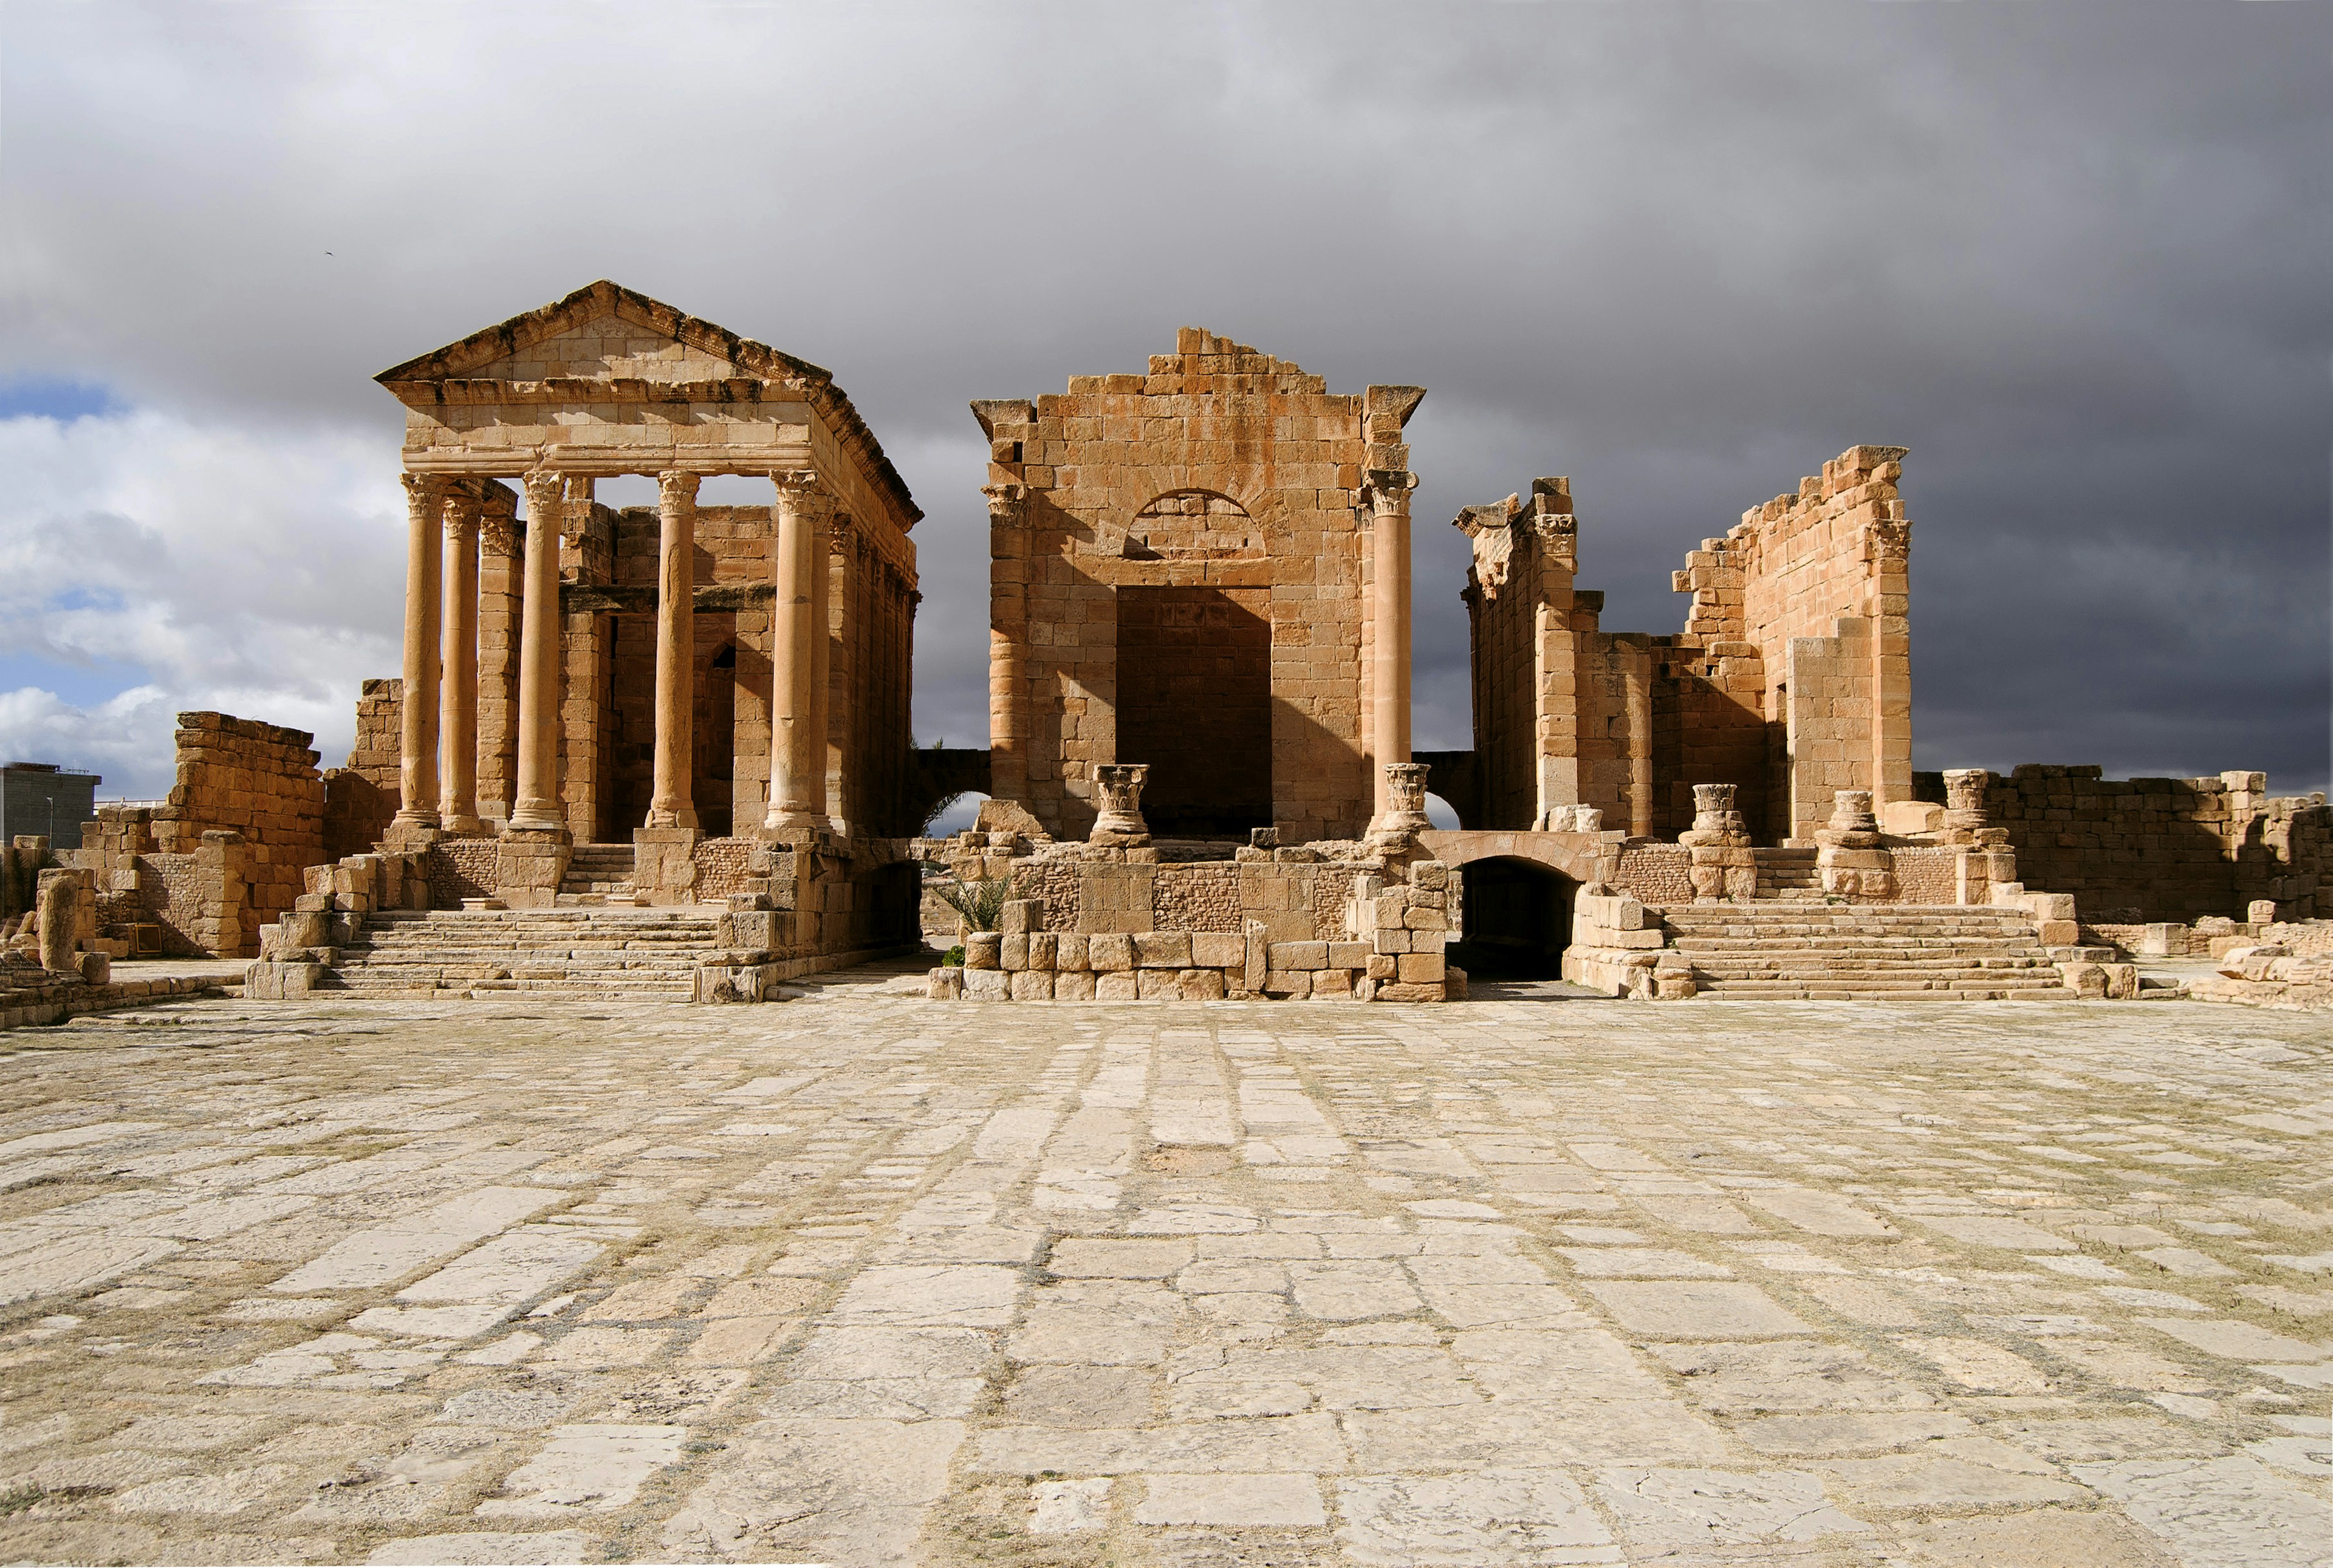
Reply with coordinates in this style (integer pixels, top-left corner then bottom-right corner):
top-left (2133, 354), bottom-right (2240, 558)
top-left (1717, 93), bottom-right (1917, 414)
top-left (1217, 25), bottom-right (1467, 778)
top-left (401, 471), bottom-right (447, 515)
top-left (982, 481), bottom-right (1029, 524)
top-left (657, 469), bottom-right (702, 510)
top-left (441, 491), bottom-right (482, 541)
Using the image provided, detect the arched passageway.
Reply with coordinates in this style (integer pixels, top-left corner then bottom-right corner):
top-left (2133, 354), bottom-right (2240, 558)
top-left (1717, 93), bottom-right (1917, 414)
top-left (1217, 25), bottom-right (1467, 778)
top-left (1450, 856), bottom-right (1576, 980)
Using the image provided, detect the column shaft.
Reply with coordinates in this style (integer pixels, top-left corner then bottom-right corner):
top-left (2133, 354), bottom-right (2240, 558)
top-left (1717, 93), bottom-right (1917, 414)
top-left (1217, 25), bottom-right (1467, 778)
top-left (766, 472), bottom-right (824, 828)
top-left (510, 469), bottom-right (567, 832)
top-left (437, 494), bottom-right (483, 832)
top-left (396, 473), bottom-right (445, 827)
top-left (649, 470), bottom-right (701, 828)
top-left (1369, 483), bottom-right (1413, 822)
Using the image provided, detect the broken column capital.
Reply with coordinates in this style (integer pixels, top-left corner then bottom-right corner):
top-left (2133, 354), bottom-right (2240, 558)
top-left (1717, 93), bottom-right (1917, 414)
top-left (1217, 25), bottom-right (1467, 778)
top-left (1089, 764), bottom-right (1151, 847)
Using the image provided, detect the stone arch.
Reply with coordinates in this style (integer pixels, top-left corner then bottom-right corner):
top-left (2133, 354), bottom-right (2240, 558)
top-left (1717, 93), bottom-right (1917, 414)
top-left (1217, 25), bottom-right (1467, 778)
top-left (1446, 853), bottom-right (1580, 981)
top-left (1417, 829), bottom-right (1617, 886)
top-left (1125, 489), bottom-right (1263, 561)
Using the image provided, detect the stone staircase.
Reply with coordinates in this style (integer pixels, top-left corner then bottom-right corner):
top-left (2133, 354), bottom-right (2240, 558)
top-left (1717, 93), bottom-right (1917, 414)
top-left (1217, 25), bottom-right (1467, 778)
top-left (1754, 848), bottom-right (1821, 899)
top-left (318, 908), bottom-right (721, 1001)
top-left (1662, 905), bottom-right (2074, 1001)
top-left (558, 843), bottom-right (643, 906)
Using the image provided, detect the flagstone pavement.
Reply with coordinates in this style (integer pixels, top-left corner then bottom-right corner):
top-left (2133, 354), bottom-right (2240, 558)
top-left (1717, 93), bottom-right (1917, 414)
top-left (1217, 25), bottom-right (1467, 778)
top-left (1, 981), bottom-right (2331, 1566)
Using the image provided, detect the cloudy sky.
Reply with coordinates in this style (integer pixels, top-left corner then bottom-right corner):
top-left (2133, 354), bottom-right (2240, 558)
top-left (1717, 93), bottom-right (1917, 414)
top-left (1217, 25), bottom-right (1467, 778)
top-left (4, 2), bottom-right (2326, 806)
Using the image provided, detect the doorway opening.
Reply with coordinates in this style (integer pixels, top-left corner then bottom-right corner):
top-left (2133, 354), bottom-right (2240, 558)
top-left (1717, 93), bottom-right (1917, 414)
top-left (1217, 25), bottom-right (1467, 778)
top-left (696, 642), bottom-right (738, 836)
top-left (1450, 857), bottom-right (1575, 980)
top-left (1114, 584), bottom-right (1271, 837)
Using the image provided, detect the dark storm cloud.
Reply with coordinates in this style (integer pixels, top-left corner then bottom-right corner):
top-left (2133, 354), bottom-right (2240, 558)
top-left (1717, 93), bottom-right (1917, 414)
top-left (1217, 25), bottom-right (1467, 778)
top-left (4, 2), bottom-right (2325, 792)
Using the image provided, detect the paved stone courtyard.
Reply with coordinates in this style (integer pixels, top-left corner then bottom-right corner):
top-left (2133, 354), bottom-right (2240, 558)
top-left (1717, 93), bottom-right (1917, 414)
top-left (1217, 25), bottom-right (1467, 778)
top-left (2, 981), bottom-right (2331, 1566)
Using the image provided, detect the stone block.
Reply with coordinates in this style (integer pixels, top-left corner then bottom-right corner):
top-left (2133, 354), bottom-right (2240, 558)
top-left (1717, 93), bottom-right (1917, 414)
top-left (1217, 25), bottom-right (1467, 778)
top-left (927, 967), bottom-right (964, 1000)
top-left (1134, 931), bottom-right (1191, 968)
top-left (1001, 899), bottom-right (1041, 935)
top-left (1263, 970), bottom-right (1312, 998)
top-left (1404, 906), bottom-right (1447, 931)
top-left (1366, 953), bottom-right (1397, 981)
top-left (964, 967), bottom-right (1011, 1001)
top-left (1269, 940), bottom-right (1328, 970)
top-left (1055, 970), bottom-right (1097, 1001)
top-left (1177, 968), bottom-right (1226, 1001)
top-left (1411, 861), bottom-right (1448, 890)
top-left (1190, 932), bottom-right (1244, 969)
top-left (1029, 932), bottom-right (1058, 971)
top-left (1376, 981), bottom-right (1443, 1002)
top-left (1089, 933), bottom-right (1134, 972)
top-left (1136, 969), bottom-right (1177, 999)
top-left (1327, 940), bottom-right (1372, 969)
top-left (1095, 971), bottom-right (1140, 1001)
top-left (1057, 934), bottom-right (1089, 971)
top-left (1001, 934), bottom-right (1029, 971)
top-left (965, 933), bottom-right (1002, 970)
top-left (2037, 919), bottom-right (2080, 947)
top-left (1009, 971), bottom-right (1055, 1002)
top-left (1397, 952), bottom-right (1445, 984)
top-left (1377, 926), bottom-right (1411, 955)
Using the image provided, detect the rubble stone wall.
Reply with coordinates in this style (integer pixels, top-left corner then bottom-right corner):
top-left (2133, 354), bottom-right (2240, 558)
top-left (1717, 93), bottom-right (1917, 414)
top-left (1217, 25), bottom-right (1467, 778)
top-left (1985, 765), bottom-right (2331, 923)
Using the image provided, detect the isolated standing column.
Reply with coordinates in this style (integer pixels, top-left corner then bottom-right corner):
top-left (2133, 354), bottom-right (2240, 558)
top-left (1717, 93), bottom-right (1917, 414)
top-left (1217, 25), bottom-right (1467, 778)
top-left (648, 469), bottom-right (701, 829)
top-left (1368, 474), bottom-right (1414, 825)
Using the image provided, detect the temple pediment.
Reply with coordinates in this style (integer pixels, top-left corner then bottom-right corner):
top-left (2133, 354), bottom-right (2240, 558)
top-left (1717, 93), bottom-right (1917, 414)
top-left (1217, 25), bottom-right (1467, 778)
top-left (375, 279), bottom-right (824, 389)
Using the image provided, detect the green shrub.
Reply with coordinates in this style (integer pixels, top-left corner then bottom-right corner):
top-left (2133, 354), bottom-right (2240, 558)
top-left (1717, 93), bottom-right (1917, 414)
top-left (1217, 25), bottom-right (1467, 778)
top-left (930, 876), bottom-right (1010, 934)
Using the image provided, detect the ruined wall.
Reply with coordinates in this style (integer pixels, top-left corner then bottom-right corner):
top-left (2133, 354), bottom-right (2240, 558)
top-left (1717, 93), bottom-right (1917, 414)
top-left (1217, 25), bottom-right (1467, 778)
top-left (150, 712), bottom-right (324, 956)
top-left (1457, 485), bottom-right (1576, 832)
top-left (1647, 638), bottom-right (1770, 840)
top-left (980, 328), bottom-right (1421, 843)
top-left (1985, 766), bottom-right (2331, 922)
top-left (324, 678), bottom-right (402, 862)
top-left (1671, 444), bottom-right (1912, 841)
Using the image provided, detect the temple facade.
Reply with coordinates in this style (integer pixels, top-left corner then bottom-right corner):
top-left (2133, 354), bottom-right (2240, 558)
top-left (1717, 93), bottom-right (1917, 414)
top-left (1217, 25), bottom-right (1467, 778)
top-left (973, 329), bottom-right (1426, 844)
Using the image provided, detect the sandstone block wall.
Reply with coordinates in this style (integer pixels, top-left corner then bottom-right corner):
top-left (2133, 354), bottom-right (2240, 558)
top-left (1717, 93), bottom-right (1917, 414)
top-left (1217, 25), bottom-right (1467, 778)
top-left (324, 678), bottom-right (403, 861)
top-left (149, 713), bottom-right (324, 956)
top-left (978, 328), bottom-right (1421, 843)
top-left (1985, 766), bottom-right (2331, 923)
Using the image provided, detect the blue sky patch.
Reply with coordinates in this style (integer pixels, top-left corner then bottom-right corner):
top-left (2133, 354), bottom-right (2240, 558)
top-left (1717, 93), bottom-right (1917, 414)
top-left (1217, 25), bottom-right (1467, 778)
top-left (0, 376), bottom-right (120, 421)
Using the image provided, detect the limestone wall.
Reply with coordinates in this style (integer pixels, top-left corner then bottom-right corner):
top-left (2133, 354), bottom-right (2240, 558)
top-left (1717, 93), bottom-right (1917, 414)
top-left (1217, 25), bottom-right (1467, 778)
top-left (149, 712), bottom-right (324, 956)
top-left (979, 329), bottom-right (1420, 843)
top-left (1985, 766), bottom-right (2331, 923)
top-left (324, 678), bottom-right (402, 861)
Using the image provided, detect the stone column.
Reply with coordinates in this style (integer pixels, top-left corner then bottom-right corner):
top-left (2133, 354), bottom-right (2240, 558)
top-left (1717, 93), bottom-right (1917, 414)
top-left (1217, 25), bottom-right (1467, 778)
top-left (1680, 782), bottom-right (1755, 903)
top-left (812, 512), bottom-right (840, 833)
top-left (509, 468), bottom-right (567, 833)
top-left (766, 470), bottom-right (826, 830)
top-left (437, 491), bottom-right (484, 833)
top-left (394, 473), bottom-right (446, 829)
top-left (984, 482), bottom-right (1030, 813)
top-left (1368, 473), bottom-right (1416, 829)
top-left (648, 470), bottom-right (701, 829)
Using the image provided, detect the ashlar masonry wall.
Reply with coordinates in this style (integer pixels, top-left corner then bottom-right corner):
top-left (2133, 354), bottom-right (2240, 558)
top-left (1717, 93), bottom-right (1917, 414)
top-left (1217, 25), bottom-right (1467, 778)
top-left (976, 327), bottom-right (1422, 843)
top-left (1985, 765), bottom-right (2331, 923)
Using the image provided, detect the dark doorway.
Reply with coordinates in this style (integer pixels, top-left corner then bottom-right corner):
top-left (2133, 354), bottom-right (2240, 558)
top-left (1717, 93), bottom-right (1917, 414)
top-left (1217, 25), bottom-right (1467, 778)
top-left (1450, 858), bottom-right (1574, 979)
top-left (1115, 585), bottom-right (1272, 836)
top-left (696, 643), bottom-right (738, 837)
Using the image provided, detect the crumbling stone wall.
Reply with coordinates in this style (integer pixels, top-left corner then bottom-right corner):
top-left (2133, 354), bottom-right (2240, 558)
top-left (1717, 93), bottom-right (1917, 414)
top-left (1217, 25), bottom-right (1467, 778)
top-left (324, 678), bottom-right (402, 862)
top-left (1669, 445), bottom-right (1913, 841)
top-left (977, 327), bottom-right (1422, 843)
top-left (148, 713), bottom-right (323, 956)
top-left (1458, 445), bottom-right (1908, 846)
top-left (1985, 766), bottom-right (2330, 923)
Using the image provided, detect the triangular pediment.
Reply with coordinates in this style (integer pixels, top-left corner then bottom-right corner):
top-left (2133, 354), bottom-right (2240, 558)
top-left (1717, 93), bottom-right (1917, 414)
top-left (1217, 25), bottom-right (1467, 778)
top-left (375, 279), bottom-right (826, 388)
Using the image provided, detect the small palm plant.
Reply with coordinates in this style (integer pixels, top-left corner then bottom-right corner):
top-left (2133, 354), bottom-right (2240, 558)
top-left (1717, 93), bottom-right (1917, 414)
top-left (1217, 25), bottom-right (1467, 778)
top-left (930, 875), bottom-right (1012, 935)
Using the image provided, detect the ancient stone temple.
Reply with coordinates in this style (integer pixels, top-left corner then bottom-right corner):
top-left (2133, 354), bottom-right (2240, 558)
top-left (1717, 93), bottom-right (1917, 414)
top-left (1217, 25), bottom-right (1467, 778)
top-left (1444, 445), bottom-right (1913, 844)
top-left (973, 328), bottom-right (1426, 843)
top-left (245, 282), bottom-right (925, 1000)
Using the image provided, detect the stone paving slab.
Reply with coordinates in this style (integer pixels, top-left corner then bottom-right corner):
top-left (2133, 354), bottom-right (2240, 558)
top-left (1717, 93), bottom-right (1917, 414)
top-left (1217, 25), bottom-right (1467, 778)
top-left (0, 990), bottom-right (2328, 1564)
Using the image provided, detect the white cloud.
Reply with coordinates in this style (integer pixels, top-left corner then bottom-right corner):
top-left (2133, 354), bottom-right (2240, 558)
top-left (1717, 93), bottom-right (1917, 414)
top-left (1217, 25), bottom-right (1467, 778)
top-left (0, 409), bottom-right (403, 796)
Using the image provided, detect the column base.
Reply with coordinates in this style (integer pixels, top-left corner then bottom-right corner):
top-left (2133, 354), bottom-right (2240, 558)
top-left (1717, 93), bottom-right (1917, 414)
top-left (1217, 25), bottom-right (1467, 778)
top-left (764, 807), bottom-right (826, 832)
top-left (495, 825), bottom-right (572, 909)
top-left (391, 808), bottom-right (442, 829)
top-left (508, 801), bottom-right (563, 834)
top-left (439, 812), bottom-right (487, 836)
top-left (645, 806), bottom-right (701, 830)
